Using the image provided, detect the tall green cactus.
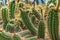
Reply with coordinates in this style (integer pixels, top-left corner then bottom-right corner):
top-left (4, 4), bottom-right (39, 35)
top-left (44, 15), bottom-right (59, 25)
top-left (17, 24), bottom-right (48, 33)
top-left (48, 9), bottom-right (58, 40)
top-left (2, 8), bottom-right (8, 29)
top-left (20, 10), bottom-right (36, 35)
top-left (9, 1), bottom-right (15, 19)
top-left (38, 21), bottom-right (45, 39)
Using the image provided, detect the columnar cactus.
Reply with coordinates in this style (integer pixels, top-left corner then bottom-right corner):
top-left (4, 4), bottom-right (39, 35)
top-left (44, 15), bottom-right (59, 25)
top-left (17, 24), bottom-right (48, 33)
top-left (0, 32), bottom-right (11, 40)
top-left (9, 1), bottom-right (15, 19)
top-left (38, 21), bottom-right (45, 39)
top-left (20, 10), bottom-right (37, 35)
top-left (2, 8), bottom-right (8, 29)
top-left (48, 9), bottom-right (58, 40)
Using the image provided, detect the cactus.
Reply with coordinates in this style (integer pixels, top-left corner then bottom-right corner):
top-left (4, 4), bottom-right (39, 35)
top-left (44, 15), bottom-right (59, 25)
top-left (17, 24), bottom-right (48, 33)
top-left (48, 9), bottom-right (58, 40)
top-left (35, 0), bottom-right (39, 5)
top-left (15, 25), bottom-right (21, 32)
top-left (20, 10), bottom-right (36, 35)
top-left (19, 2), bottom-right (24, 8)
top-left (38, 21), bottom-right (45, 39)
top-left (18, 30), bottom-right (31, 37)
top-left (9, 1), bottom-right (15, 19)
top-left (13, 34), bottom-right (21, 40)
top-left (32, 9), bottom-right (41, 20)
top-left (26, 36), bottom-right (37, 40)
top-left (0, 32), bottom-right (11, 40)
top-left (6, 23), bottom-right (14, 33)
top-left (2, 8), bottom-right (8, 29)
top-left (9, 19), bottom-right (14, 24)
top-left (31, 16), bottom-right (36, 24)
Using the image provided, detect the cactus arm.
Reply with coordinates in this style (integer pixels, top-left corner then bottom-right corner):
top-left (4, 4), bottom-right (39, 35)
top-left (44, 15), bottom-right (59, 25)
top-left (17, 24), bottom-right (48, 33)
top-left (32, 9), bottom-right (41, 20)
top-left (38, 21), bottom-right (45, 39)
top-left (2, 8), bottom-right (8, 29)
top-left (48, 9), bottom-right (58, 40)
top-left (9, 2), bottom-right (15, 19)
top-left (21, 10), bottom-right (37, 35)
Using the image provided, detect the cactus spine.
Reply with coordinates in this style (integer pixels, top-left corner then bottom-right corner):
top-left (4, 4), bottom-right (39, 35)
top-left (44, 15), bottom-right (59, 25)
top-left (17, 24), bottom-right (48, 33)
top-left (9, 1), bottom-right (15, 19)
top-left (20, 10), bottom-right (36, 35)
top-left (2, 8), bottom-right (8, 29)
top-left (48, 9), bottom-right (58, 40)
top-left (38, 21), bottom-right (45, 39)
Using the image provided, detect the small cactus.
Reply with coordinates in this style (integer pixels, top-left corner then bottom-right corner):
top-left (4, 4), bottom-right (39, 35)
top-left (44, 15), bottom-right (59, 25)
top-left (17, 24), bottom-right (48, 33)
top-left (38, 21), bottom-right (45, 39)
top-left (9, 1), bottom-right (15, 19)
top-left (2, 8), bottom-right (8, 29)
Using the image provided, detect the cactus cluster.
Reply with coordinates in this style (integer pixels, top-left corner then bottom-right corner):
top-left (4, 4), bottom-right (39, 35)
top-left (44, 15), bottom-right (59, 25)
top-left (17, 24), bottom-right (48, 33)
top-left (1, 0), bottom-right (59, 40)
top-left (9, 1), bottom-right (15, 19)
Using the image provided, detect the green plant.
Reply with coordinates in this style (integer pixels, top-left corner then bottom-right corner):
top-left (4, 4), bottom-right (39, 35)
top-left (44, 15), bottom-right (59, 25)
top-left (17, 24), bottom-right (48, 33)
top-left (2, 8), bottom-right (8, 29)
top-left (32, 9), bottom-right (41, 20)
top-left (48, 9), bottom-right (58, 40)
top-left (26, 36), bottom-right (37, 40)
top-left (6, 23), bottom-right (14, 33)
top-left (0, 32), bottom-right (11, 40)
top-left (31, 16), bottom-right (36, 24)
top-left (20, 10), bottom-right (37, 35)
top-left (9, 1), bottom-right (15, 19)
top-left (13, 34), bottom-right (21, 40)
top-left (38, 21), bottom-right (45, 39)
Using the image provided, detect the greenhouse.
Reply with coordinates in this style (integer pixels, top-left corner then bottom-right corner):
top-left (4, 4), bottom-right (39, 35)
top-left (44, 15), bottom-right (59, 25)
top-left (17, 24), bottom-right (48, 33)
top-left (0, 0), bottom-right (60, 40)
